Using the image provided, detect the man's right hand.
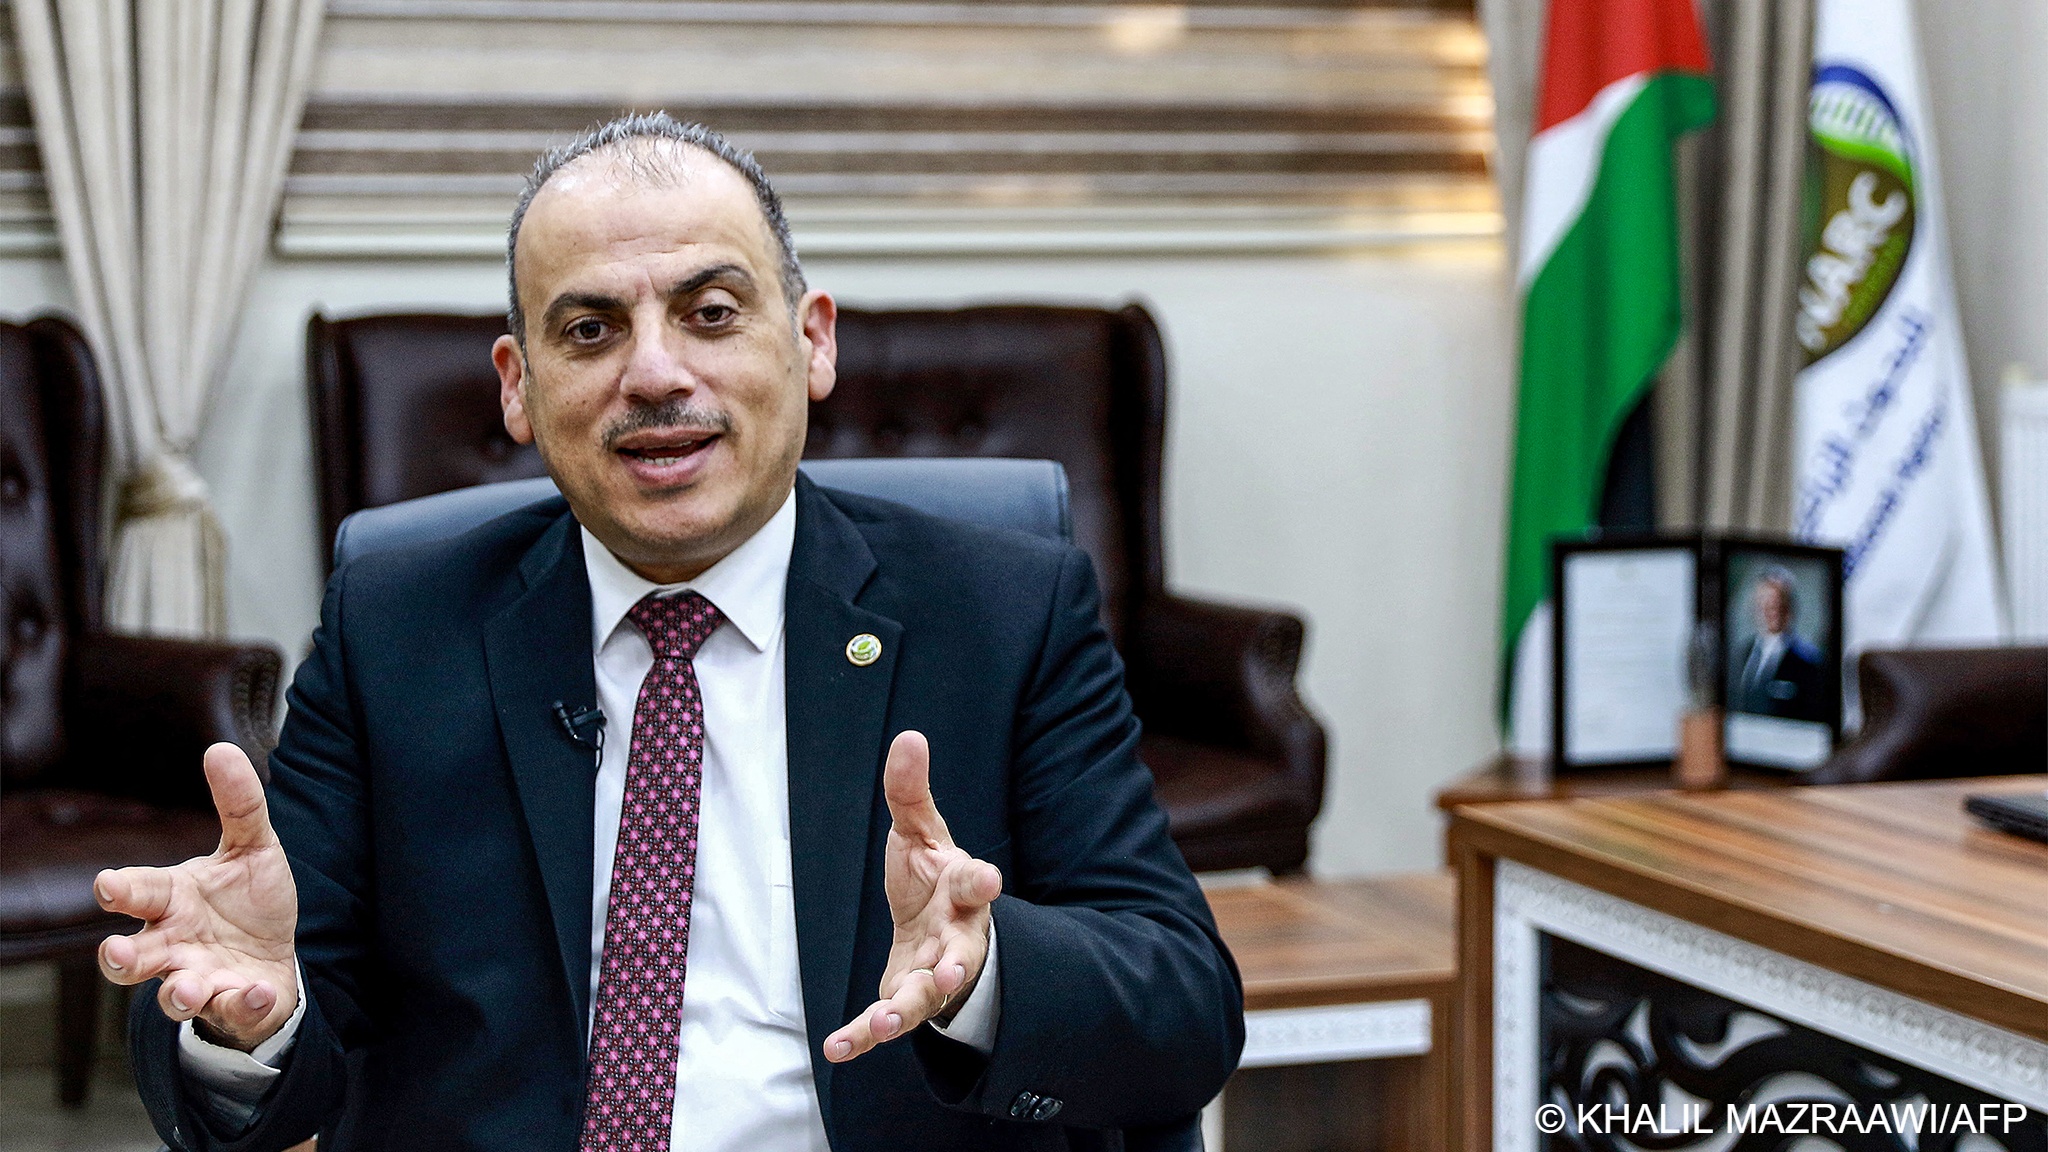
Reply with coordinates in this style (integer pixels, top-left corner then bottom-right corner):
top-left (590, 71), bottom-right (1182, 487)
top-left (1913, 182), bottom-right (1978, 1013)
top-left (96, 742), bottom-right (300, 1052)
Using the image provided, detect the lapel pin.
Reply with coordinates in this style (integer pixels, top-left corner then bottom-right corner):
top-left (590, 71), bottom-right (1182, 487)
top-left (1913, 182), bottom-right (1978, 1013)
top-left (845, 633), bottom-right (882, 666)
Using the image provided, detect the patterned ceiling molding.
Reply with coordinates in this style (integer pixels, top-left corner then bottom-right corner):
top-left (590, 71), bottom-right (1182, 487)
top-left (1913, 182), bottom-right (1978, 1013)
top-left (324, 1), bottom-right (1479, 29)
top-left (287, 100), bottom-right (1490, 197)
top-left (0, 0), bottom-right (1502, 257)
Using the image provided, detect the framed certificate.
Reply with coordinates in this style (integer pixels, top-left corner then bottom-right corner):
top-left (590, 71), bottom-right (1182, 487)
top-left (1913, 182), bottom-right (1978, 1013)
top-left (1551, 536), bottom-right (1700, 770)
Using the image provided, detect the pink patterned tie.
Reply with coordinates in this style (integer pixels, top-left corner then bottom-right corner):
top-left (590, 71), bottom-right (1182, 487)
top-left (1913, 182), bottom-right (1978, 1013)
top-left (580, 590), bottom-right (724, 1151)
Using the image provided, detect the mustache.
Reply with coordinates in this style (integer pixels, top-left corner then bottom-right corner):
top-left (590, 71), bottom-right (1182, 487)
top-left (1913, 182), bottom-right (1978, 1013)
top-left (601, 400), bottom-right (734, 451)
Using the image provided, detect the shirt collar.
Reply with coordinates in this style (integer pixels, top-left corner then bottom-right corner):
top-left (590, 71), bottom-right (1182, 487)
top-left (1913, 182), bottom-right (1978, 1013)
top-left (581, 488), bottom-right (796, 655)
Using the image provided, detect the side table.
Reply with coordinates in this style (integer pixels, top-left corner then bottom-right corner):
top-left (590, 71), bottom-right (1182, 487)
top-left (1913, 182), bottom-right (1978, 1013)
top-left (1205, 872), bottom-right (1456, 1152)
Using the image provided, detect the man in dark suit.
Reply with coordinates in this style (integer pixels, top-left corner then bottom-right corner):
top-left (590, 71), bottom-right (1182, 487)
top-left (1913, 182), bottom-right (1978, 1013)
top-left (1729, 568), bottom-right (1827, 723)
top-left (92, 114), bottom-right (1241, 1151)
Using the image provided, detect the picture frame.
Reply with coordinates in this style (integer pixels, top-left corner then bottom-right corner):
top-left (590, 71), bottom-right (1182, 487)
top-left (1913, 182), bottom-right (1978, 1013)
top-left (1550, 534), bottom-right (1702, 771)
top-left (1549, 532), bottom-right (1847, 774)
top-left (1715, 537), bottom-right (1845, 771)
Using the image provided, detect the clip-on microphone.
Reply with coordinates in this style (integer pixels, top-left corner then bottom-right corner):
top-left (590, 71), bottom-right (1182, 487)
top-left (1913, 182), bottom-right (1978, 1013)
top-left (552, 700), bottom-right (606, 758)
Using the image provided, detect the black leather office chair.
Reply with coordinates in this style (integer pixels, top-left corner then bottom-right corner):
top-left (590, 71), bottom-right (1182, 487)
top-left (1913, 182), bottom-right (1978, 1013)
top-left (0, 316), bottom-right (283, 1108)
top-left (1810, 646), bottom-right (2048, 783)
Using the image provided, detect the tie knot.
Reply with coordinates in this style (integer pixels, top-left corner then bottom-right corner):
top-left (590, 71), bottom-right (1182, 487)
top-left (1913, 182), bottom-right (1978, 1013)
top-left (627, 590), bottom-right (723, 661)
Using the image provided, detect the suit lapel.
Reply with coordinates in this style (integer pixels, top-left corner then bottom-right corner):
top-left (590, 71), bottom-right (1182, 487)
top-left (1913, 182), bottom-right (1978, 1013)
top-left (784, 477), bottom-right (901, 1120)
top-left (482, 512), bottom-right (601, 1040)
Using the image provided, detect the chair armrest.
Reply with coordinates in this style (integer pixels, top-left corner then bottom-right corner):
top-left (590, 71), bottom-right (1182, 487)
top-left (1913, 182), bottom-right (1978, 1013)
top-left (60, 632), bottom-right (285, 809)
top-left (1128, 593), bottom-right (1327, 771)
top-left (1809, 645), bottom-right (2048, 784)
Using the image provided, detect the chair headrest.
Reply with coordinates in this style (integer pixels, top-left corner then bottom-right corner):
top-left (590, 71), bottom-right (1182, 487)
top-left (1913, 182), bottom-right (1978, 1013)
top-left (332, 458), bottom-right (1072, 569)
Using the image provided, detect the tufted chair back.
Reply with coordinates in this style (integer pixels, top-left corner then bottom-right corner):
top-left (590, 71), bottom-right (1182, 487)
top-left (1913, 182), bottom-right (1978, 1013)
top-left (308, 304), bottom-right (1167, 637)
top-left (816, 306), bottom-right (1164, 636)
top-left (307, 312), bottom-right (544, 554)
top-left (0, 317), bottom-right (105, 786)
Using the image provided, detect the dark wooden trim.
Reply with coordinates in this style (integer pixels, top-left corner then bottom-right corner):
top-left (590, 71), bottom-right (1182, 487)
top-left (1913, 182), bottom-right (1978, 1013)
top-left (1425, 985), bottom-right (1454, 1152)
top-left (1451, 835), bottom-right (1494, 1152)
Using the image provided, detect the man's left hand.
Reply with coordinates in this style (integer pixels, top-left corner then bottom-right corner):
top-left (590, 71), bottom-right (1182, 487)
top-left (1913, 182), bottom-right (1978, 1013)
top-left (825, 730), bottom-right (1001, 1063)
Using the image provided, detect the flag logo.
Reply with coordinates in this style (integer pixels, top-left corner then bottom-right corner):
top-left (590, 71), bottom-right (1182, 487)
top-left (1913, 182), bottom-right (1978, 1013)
top-left (1798, 66), bottom-right (1915, 362)
top-left (1790, 0), bottom-right (2006, 653)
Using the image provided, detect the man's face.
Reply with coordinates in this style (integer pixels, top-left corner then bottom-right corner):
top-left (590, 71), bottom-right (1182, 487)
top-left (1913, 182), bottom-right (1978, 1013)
top-left (493, 147), bottom-right (836, 582)
top-left (1755, 580), bottom-right (1791, 636)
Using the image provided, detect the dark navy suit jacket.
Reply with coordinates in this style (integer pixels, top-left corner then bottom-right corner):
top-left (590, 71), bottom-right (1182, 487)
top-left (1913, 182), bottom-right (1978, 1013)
top-left (1732, 635), bottom-right (1828, 723)
top-left (130, 476), bottom-right (1244, 1152)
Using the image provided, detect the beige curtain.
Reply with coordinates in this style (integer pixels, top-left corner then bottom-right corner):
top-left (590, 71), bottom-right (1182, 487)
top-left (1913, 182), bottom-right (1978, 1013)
top-left (1479, 0), bottom-right (1814, 533)
top-left (13, 0), bottom-right (323, 636)
top-left (1689, 0), bottom-right (1814, 532)
top-left (1479, 0), bottom-right (1547, 263)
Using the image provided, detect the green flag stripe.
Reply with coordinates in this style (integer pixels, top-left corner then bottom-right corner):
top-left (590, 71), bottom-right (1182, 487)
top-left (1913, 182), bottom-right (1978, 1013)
top-left (1501, 71), bottom-right (1717, 696)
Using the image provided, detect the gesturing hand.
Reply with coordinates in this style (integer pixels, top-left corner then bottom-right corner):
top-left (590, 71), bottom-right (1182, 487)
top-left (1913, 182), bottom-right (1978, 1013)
top-left (825, 730), bottom-right (1002, 1063)
top-left (96, 742), bottom-right (300, 1051)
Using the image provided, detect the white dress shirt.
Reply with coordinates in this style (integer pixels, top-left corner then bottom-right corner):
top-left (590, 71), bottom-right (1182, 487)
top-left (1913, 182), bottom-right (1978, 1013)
top-left (179, 488), bottom-right (1000, 1147)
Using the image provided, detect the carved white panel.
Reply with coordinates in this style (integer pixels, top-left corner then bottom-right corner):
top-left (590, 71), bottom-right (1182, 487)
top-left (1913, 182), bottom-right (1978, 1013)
top-left (1494, 864), bottom-right (1544, 1152)
top-left (1492, 859), bottom-right (2048, 1152)
top-left (1239, 998), bottom-right (1432, 1069)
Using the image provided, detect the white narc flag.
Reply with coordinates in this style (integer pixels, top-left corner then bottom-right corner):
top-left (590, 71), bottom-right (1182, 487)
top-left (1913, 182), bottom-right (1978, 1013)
top-left (1791, 0), bottom-right (2005, 662)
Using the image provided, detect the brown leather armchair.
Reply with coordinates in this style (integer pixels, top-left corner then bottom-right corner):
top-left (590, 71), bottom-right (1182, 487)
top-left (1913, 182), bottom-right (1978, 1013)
top-left (0, 316), bottom-right (284, 1105)
top-left (1810, 646), bottom-right (2048, 784)
top-left (308, 305), bottom-right (1327, 872)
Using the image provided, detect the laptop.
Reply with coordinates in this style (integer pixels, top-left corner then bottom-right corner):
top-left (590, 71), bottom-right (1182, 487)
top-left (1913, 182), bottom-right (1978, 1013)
top-left (1964, 793), bottom-right (2048, 845)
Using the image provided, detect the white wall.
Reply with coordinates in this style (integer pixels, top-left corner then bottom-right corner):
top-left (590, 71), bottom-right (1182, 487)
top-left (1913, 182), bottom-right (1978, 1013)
top-left (1917, 0), bottom-right (2048, 504)
top-left (0, 256), bottom-right (72, 316)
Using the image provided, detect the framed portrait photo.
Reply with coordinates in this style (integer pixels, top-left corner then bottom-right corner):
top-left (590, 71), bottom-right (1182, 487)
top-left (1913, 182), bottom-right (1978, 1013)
top-left (1717, 539), bottom-right (1845, 771)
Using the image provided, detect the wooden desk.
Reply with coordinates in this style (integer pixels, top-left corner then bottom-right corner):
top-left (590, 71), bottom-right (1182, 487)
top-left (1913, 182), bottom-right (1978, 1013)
top-left (1435, 753), bottom-right (1794, 810)
top-left (1449, 776), bottom-right (2048, 1152)
top-left (1206, 873), bottom-right (1456, 1152)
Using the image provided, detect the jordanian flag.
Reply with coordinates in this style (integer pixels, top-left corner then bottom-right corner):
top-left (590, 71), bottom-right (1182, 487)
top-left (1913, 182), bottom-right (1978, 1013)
top-left (1501, 0), bottom-right (1716, 698)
